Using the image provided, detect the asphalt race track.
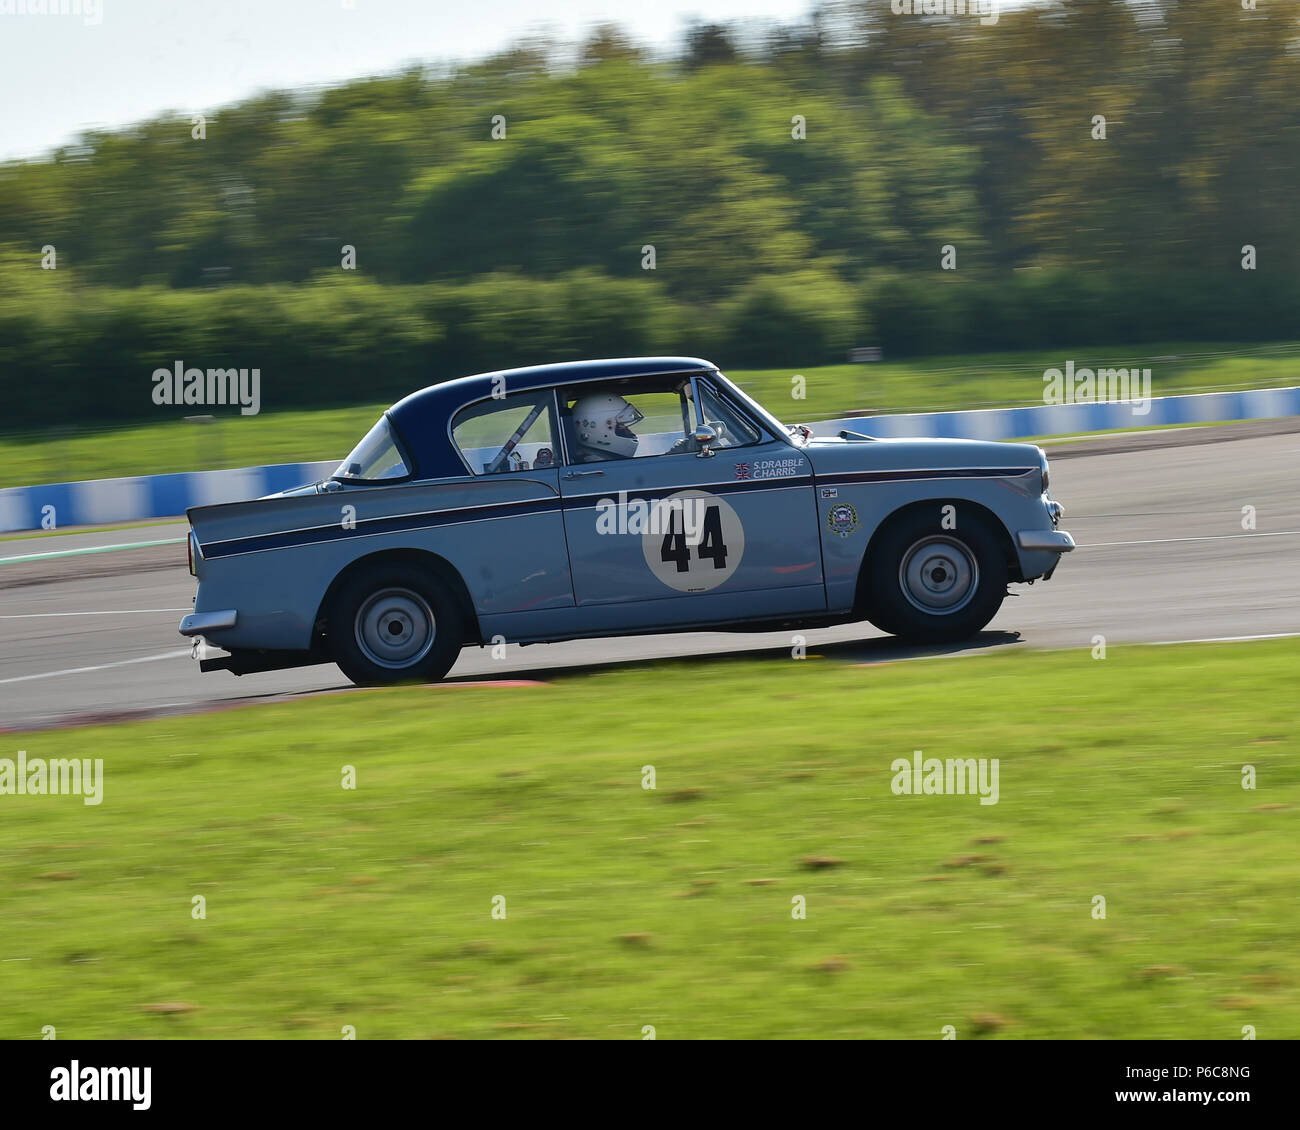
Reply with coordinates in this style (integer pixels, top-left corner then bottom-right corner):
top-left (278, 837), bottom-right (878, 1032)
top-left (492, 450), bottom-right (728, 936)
top-left (2, 428), bottom-right (1298, 731)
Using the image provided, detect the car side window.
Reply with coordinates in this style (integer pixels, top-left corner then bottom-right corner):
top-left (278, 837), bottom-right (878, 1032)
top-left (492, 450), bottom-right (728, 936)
top-left (451, 392), bottom-right (557, 474)
top-left (561, 379), bottom-right (764, 464)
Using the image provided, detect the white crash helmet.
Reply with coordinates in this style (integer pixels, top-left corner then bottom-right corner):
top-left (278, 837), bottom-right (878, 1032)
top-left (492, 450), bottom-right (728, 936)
top-left (571, 392), bottom-right (643, 458)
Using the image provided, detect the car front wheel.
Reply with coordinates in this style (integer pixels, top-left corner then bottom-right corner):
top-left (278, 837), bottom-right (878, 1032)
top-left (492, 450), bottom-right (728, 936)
top-left (330, 563), bottom-right (465, 686)
top-left (864, 512), bottom-right (1007, 643)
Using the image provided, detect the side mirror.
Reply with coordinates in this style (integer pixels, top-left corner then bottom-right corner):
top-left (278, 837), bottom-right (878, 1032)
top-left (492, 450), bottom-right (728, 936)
top-left (692, 424), bottom-right (718, 457)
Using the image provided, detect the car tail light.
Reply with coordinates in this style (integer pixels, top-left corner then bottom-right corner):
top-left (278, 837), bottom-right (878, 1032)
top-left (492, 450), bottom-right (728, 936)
top-left (187, 531), bottom-right (197, 577)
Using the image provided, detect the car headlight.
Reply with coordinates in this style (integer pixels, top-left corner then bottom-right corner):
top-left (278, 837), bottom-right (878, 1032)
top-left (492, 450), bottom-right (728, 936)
top-left (1037, 447), bottom-right (1050, 493)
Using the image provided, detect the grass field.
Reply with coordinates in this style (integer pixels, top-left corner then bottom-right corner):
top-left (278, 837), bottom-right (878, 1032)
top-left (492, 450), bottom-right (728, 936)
top-left (5, 340), bottom-right (1299, 488)
top-left (1, 639), bottom-right (1296, 1039)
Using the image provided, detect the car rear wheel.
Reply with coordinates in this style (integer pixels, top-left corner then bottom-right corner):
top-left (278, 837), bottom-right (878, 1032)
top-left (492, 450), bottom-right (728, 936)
top-left (864, 511), bottom-right (1007, 643)
top-left (330, 563), bottom-right (465, 686)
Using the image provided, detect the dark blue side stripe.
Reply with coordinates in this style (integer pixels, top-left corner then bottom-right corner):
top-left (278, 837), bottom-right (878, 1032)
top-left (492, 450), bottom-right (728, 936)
top-left (560, 468), bottom-right (1033, 508)
top-left (816, 467), bottom-right (1036, 487)
top-left (204, 496), bottom-right (562, 559)
top-left (202, 467), bottom-right (1034, 558)
top-left (560, 475), bottom-right (814, 508)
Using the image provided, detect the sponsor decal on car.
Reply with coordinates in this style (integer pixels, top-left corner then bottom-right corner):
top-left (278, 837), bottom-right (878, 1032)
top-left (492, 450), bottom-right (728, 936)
top-left (820, 487), bottom-right (838, 499)
top-left (826, 502), bottom-right (860, 538)
top-left (739, 457), bottom-right (804, 480)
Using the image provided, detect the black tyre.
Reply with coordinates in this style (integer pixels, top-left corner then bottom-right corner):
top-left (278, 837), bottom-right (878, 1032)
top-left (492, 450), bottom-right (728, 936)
top-left (863, 510), bottom-right (1007, 643)
top-left (330, 563), bottom-right (465, 686)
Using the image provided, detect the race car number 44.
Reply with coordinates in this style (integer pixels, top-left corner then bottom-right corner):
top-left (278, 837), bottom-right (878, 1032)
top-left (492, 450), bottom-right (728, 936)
top-left (641, 490), bottom-right (746, 593)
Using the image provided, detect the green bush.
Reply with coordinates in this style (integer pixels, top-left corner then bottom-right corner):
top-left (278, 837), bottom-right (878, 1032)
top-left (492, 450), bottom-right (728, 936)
top-left (2, 264), bottom-right (1298, 432)
top-left (716, 270), bottom-right (859, 367)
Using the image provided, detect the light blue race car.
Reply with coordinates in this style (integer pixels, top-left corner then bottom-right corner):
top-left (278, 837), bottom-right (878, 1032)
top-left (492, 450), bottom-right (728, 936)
top-left (179, 357), bottom-right (1074, 685)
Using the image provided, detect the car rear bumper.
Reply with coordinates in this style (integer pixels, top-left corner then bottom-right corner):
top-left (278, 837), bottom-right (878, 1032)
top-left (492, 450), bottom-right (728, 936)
top-left (179, 609), bottom-right (238, 636)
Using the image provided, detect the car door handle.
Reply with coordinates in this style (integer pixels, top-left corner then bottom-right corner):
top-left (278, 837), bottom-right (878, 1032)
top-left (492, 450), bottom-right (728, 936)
top-left (563, 470), bottom-right (605, 479)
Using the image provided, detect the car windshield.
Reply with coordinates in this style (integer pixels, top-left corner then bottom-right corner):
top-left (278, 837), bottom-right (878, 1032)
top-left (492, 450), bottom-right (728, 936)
top-left (333, 416), bottom-right (410, 481)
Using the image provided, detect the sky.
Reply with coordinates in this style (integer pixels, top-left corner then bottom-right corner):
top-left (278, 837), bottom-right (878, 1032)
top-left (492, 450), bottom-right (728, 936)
top-left (0, 0), bottom-right (819, 161)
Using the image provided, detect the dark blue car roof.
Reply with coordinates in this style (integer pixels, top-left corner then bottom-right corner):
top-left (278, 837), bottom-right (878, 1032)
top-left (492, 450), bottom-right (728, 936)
top-left (387, 357), bottom-right (717, 479)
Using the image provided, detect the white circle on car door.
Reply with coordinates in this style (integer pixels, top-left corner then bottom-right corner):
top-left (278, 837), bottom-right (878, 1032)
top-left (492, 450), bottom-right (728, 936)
top-left (642, 489), bottom-right (745, 593)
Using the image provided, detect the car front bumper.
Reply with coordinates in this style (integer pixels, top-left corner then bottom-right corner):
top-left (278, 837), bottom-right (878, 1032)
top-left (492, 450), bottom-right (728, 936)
top-left (1017, 530), bottom-right (1076, 553)
top-left (179, 609), bottom-right (238, 636)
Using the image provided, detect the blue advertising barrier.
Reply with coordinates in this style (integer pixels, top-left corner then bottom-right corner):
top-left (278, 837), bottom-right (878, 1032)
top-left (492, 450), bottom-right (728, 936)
top-left (2, 385), bottom-right (1297, 533)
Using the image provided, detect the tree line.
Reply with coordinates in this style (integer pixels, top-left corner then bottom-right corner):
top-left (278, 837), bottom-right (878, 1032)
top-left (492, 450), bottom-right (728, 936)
top-left (0, 0), bottom-right (1295, 429)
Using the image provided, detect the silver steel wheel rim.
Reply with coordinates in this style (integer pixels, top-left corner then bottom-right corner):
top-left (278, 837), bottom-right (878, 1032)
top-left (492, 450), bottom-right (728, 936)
top-left (899, 536), bottom-right (979, 615)
top-left (354, 587), bottom-right (435, 669)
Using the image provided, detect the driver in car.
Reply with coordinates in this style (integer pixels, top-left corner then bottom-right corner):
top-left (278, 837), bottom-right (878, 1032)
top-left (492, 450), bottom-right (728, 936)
top-left (571, 392), bottom-right (644, 461)
top-left (571, 390), bottom-right (720, 461)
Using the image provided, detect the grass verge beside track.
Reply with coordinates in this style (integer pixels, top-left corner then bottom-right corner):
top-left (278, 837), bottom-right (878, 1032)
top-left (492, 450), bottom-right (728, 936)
top-left (4, 340), bottom-right (1299, 487)
top-left (0, 639), bottom-right (1296, 1038)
